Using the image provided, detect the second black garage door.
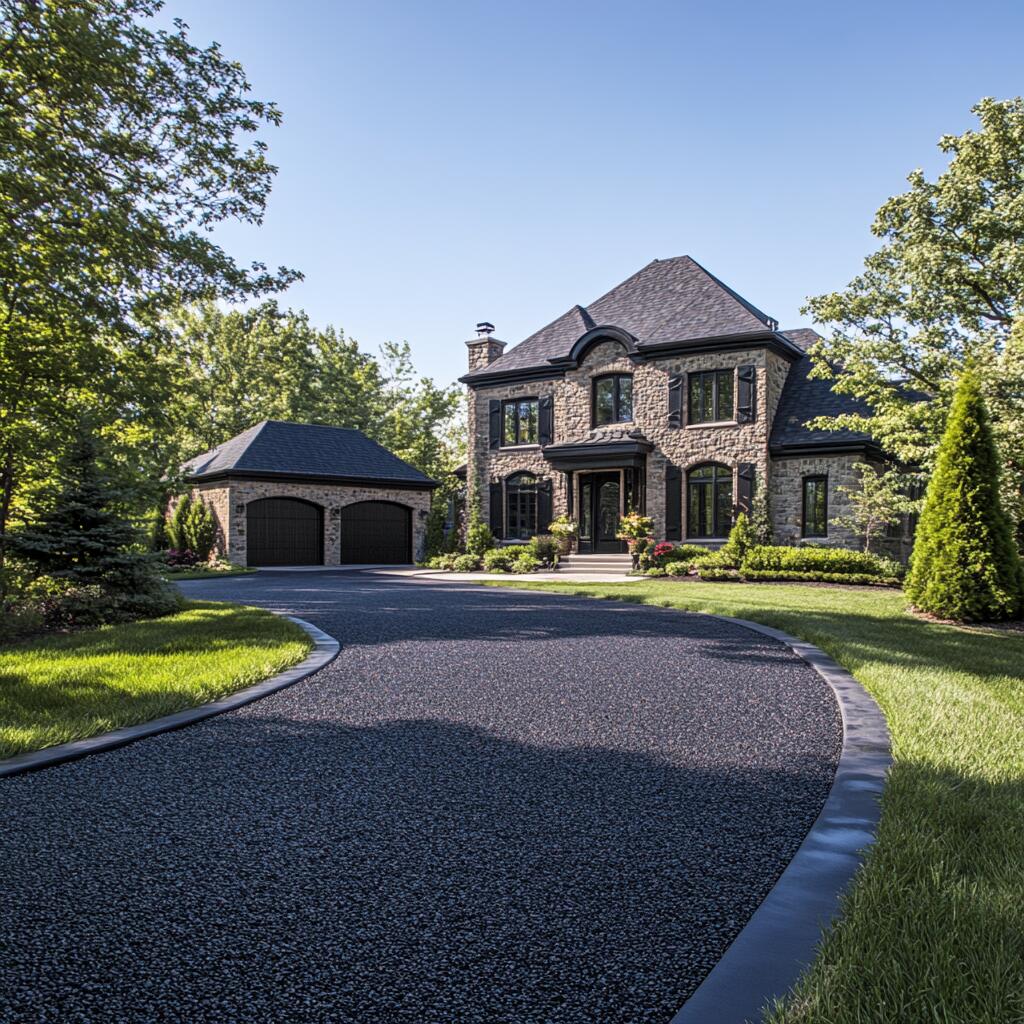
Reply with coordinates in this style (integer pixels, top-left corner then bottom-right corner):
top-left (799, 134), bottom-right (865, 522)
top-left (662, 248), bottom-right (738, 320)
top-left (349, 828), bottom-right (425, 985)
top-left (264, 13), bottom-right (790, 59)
top-left (246, 497), bottom-right (324, 566)
top-left (339, 501), bottom-right (411, 564)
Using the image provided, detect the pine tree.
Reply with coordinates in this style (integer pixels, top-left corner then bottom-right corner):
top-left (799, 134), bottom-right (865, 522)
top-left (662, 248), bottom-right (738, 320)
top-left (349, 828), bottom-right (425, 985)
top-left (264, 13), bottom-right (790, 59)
top-left (905, 370), bottom-right (1024, 621)
top-left (13, 426), bottom-right (141, 582)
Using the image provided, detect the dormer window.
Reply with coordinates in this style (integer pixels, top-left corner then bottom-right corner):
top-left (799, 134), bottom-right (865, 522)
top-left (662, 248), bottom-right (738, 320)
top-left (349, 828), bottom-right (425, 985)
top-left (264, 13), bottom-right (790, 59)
top-left (593, 374), bottom-right (633, 426)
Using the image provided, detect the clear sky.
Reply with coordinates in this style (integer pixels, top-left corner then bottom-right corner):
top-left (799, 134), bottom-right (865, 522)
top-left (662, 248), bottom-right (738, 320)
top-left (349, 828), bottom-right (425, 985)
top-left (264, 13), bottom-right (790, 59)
top-left (159, 0), bottom-right (1024, 384)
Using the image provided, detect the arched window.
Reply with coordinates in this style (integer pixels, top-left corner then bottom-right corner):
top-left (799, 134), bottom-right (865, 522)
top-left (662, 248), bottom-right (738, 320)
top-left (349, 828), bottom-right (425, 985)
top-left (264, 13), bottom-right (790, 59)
top-left (592, 374), bottom-right (633, 426)
top-left (687, 463), bottom-right (733, 538)
top-left (506, 472), bottom-right (539, 540)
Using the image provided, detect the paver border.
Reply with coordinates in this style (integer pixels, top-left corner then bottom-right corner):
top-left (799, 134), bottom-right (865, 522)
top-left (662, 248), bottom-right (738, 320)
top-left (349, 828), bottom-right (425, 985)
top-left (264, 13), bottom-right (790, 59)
top-left (669, 615), bottom-right (891, 1024)
top-left (0, 615), bottom-right (339, 779)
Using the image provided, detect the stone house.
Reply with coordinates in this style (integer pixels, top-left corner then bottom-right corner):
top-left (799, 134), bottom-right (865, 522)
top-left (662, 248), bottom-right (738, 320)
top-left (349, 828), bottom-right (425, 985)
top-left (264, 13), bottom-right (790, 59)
top-left (461, 256), bottom-right (909, 556)
top-left (180, 420), bottom-right (436, 566)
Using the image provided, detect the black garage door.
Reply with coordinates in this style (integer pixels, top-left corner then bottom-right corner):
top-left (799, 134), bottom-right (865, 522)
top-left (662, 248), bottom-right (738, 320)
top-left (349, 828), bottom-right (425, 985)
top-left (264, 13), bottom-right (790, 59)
top-left (246, 498), bottom-right (324, 566)
top-left (339, 501), bottom-right (411, 564)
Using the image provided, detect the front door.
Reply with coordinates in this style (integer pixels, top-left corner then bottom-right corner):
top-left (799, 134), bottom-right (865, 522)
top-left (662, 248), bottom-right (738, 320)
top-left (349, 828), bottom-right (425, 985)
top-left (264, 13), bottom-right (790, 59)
top-left (578, 472), bottom-right (625, 553)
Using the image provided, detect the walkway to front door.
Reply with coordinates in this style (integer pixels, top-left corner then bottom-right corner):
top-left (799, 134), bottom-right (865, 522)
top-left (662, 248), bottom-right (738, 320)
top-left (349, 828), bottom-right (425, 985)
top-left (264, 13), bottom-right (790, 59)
top-left (578, 472), bottom-right (625, 553)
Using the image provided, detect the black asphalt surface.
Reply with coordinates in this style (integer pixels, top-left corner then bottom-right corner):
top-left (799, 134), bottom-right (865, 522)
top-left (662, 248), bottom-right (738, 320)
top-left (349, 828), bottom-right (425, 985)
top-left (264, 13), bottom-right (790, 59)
top-left (0, 573), bottom-right (842, 1024)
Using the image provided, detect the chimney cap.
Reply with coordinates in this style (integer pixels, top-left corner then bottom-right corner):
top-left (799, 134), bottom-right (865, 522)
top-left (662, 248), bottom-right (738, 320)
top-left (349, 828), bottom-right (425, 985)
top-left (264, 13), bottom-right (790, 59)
top-left (475, 321), bottom-right (495, 336)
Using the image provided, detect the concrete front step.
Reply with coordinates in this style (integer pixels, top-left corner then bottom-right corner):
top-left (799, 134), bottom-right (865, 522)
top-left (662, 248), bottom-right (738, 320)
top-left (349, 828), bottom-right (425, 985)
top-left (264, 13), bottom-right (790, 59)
top-left (558, 554), bottom-right (633, 574)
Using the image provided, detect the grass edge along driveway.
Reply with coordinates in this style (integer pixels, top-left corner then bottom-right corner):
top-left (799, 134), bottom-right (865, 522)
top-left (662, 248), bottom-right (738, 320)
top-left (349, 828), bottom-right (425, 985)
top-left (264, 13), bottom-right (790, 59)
top-left (0, 601), bottom-right (312, 760)
top-left (484, 579), bottom-right (1024, 1024)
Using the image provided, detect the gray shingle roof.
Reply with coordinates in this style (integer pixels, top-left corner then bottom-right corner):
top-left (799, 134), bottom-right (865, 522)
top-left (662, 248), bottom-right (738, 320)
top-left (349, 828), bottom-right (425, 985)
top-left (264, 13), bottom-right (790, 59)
top-left (184, 421), bottom-right (437, 487)
top-left (770, 331), bottom-right (877, 451)
top-left (465, 256), bottom-right (779, 378)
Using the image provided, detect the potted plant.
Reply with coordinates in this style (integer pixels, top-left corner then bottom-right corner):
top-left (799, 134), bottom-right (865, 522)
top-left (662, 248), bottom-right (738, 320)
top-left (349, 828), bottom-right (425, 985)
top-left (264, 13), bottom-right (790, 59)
top-left (616, 512), bottom-right (655, 569)
top-left (548, 515), bottom-right (578, 555)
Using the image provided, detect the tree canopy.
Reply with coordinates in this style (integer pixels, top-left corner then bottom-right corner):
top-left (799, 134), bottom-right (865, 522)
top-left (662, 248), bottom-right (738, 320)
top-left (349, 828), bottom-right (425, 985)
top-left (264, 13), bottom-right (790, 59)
top-left (0, 0), bottom-right (296, 566)
top-left (804, 97), bottom-right (1024, 534)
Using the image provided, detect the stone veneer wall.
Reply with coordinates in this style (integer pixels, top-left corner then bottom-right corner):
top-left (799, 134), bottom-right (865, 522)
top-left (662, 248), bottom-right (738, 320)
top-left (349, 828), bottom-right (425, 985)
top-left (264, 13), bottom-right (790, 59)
top-left (768, 454), bottom-right (865, 549)
top-left (186, 479), bottom-right (432, 565)
top-left (468, 338), bottom-right (776, 541)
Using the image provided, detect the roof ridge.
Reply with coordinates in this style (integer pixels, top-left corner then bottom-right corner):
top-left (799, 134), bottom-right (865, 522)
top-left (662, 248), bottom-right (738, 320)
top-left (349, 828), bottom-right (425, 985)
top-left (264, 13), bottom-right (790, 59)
top-left (684, 256), bottom-right (775, 328)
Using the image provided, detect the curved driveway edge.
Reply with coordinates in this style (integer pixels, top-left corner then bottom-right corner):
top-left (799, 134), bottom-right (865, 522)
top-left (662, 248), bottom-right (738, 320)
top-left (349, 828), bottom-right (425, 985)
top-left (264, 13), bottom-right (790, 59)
top-left (0, 615), bottom-right (339, 779)
top-left (670, 615), bottom-right (891, 1024)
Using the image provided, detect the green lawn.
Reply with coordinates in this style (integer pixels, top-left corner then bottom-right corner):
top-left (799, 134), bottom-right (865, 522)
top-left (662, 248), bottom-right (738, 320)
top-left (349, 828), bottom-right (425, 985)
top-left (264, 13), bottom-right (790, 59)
top-left (484, 579), bottom-right (1024, 1024)
top-left (0, 601), bottom-right (311, 759)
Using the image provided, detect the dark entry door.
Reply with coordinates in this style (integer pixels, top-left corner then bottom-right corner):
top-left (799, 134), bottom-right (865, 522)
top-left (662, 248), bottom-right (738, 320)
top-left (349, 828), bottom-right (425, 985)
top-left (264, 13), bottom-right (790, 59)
top-left (246, 498), bottom-right (323, 566)
top-left (578, 473), bottom-right (625, 554)
top-left (339, 501), bottom-right (412, 564)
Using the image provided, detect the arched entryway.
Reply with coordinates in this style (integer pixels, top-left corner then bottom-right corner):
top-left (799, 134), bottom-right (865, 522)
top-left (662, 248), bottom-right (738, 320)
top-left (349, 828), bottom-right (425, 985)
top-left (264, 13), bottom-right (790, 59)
top-left (246, 497), bottom-right (324, 566)
top-left (339, 501), bottom-right (412, 564)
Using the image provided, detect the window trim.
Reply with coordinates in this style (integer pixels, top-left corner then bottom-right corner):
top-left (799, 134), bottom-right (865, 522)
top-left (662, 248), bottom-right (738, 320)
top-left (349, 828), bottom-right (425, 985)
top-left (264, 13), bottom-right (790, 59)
top-left (687, 368), bottom-right (736, 425)
top-left (505, 471), bottom-right (539, 540)
top-left (500, 396), bottom-right (540, 447)
top-left (686, 462), bottom-right (734, 539)
top-left (591, 373), bottom-right (634, 427)
top-left (801, 474), bottom-right (829, 538)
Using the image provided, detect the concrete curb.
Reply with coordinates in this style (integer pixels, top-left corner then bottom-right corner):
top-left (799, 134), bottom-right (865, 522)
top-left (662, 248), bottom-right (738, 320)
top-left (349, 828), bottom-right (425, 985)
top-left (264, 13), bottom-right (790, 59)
top-left (670, 616), bottom-right (891, 1024)
top-left (0, 616), bottom-right (340, 779)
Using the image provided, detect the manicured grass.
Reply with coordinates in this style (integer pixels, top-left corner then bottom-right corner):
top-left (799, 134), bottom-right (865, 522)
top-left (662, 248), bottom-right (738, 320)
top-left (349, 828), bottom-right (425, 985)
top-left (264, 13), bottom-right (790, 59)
top-left (484, 579), bottom-right (1024, 1024)
top-left (0, 602), bottom-right (311, 759)
top-left (162, 565), bottom-right (257, 580)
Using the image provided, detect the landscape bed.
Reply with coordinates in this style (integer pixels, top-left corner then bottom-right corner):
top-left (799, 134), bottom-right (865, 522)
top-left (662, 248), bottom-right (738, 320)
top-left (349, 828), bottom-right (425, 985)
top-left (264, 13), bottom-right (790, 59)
top-left (0, 601), bottom-right (311, 760)
top-left (483, 577), bottom-right (1024, 1024)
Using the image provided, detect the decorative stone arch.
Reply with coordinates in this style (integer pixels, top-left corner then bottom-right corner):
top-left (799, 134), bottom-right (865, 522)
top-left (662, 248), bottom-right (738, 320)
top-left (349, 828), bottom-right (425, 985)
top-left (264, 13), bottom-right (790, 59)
top-left (549, 325), bottom-right (640, 369)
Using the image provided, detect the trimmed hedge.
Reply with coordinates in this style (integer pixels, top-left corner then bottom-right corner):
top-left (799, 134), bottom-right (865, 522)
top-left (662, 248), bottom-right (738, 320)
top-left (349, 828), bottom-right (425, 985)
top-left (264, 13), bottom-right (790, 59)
top-left (742, 545), bottom-right (898, 577)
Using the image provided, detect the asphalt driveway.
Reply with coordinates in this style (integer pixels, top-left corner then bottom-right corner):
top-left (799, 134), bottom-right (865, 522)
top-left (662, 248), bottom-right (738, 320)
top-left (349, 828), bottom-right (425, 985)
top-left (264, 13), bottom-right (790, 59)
top-left (0, 573), bottom-right (841, 1023)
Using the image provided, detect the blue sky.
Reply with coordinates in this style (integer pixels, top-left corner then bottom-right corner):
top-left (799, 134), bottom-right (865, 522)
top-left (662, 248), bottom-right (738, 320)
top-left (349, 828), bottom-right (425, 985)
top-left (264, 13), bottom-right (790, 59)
top-left (160, 0), bottom-right (1024, 384)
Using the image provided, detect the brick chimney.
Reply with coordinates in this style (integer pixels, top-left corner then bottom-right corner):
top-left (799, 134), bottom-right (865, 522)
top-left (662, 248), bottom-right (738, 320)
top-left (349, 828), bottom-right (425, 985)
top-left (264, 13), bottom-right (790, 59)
top-left (466, 321), bottom-right (506, 373)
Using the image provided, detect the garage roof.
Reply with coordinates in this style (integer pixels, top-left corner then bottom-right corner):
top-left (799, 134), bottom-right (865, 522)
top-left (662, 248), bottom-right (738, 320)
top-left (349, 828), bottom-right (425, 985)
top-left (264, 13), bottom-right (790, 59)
top-left (184, 421), bottom-right (438, 488)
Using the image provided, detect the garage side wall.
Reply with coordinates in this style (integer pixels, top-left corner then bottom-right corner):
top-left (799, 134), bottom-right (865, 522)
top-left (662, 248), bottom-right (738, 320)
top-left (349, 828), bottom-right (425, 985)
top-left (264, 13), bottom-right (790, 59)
top-left (191, 480), bottom-right (431, 566)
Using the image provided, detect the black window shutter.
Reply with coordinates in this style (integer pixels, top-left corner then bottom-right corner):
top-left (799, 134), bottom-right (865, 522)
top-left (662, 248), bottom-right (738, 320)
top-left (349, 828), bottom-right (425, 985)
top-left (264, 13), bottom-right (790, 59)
top-left (537, 478), bottom-right (553, 534)
top-left (668, 374), bottom-right (685, 428)
top-left (665, 464), bottom-right (682, 540)
top-left (737, 365), bottom-right (756, 423)
top-left (538, 395), bottom-right (554, 446)
top-left (489, 481), bottom-right (503, 537)
top-left (737, 463), bottom-right (755, 514)
top-left (489, 400), bottom-right (501, 449)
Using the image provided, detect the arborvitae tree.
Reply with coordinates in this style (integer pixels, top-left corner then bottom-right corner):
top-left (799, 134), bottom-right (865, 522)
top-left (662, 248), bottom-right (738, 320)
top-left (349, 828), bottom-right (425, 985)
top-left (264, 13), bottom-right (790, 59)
top-left (905, 370), bottom-right (1024, 621)
top-left (167, 495), bottom-right (192, 552)
top-left (723, 512), bottom-right (756, 563)
top-left (184, 499), bottom-right (216, 561)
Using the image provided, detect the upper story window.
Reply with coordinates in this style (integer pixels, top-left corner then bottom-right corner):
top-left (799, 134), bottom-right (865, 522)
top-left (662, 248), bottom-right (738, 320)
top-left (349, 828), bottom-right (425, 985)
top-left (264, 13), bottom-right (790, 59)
top-left (688, 369), bottom-right (734, 424)
top-left (502, 397), bottom-right (538, 446)
top-left (802, 475), bottom-right (828, 538)
top-left (687, 463), bottom-right (733, 538)
top-left (593, 374), bottom-right (633, 426)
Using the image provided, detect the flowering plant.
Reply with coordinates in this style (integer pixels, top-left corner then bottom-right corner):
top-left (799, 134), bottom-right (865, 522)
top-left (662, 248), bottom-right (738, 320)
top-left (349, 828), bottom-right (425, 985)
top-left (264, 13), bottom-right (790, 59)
top-left (616, 512), bottom-right (655, 542)
top-left (651, 542), bottom-right (677, 560)
top-left (547, 515), bottom-right (578, 554)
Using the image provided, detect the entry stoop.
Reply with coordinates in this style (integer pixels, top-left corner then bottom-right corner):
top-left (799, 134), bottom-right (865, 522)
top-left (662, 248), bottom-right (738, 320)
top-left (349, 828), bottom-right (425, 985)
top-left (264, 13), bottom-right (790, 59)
top-left (557, 553), bottom-right (633, 575)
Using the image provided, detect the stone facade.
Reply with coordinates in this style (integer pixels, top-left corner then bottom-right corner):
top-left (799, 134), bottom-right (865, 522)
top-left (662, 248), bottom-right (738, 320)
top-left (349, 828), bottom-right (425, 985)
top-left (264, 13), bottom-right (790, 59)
top-left (182, 479), bottom-right (432, 566)
top-left (466, 335), bottom-right (879, 550)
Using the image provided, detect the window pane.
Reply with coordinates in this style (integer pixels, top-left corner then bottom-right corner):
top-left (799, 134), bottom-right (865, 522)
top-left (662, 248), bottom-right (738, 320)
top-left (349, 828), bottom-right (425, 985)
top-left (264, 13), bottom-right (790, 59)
top-left (503, 403), bottom-right (516, 444)
top-left (715, 478), bottom-right (733, 537)
top-left (804, 477), bottom-right (827, 537)
top-left (687, 482), bottom-right (703, 537)
top-left (688, 375), bottom-right (702, 422)
top-left (716, 371), bottom-right (734, 421)
top-left (580, 482), bottom-right (592, 539)
top-left (700, 374), bottom-right (715, 422)
top-left (595, 379), bottom-right (615, 424)
top-left (524, 400), bottom-right (538, 443)
top-left (617, 377), bottom-right (633, 421)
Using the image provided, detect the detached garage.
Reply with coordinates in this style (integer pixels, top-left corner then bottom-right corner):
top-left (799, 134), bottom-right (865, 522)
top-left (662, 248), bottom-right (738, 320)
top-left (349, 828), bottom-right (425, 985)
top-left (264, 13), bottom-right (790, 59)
top-left (181, 420), bottom-right (437, 567)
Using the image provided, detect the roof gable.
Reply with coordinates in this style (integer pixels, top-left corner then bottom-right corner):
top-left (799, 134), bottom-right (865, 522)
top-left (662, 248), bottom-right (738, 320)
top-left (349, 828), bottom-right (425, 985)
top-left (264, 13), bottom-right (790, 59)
top-left (465, 256), bottom-right (780, 379)
top-left (184, 421), bottom-right (436, 486)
